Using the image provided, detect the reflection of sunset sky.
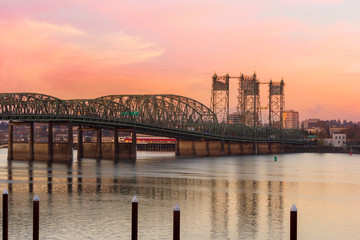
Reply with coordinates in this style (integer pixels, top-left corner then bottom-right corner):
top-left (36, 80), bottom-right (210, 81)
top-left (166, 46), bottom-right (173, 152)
top-left (1, 0), bottom-right (359, 121)
top-left (2, 152), bottom-right (360, 239)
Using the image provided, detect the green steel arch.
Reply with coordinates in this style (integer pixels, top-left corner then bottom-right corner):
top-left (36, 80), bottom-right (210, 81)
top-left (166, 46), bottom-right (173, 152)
top-left (97, 94), bottom-right (218, 131)
top-left (0, 93), bottom-right (133, 122)
top-left (0, 93), bottom-right (304, 143)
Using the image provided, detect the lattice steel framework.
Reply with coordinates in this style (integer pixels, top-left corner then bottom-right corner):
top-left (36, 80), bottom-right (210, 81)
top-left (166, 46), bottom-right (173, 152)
top-left (210, 73), bottom-right (229, 123)
top-left (97, 94), bottom-right (217, 131)
top-left (269, 79), bottom-right (285, 129)
top-left (0, 92), bottom-right (304, 142)
top-left (237, 73), bottom-right (261, 127)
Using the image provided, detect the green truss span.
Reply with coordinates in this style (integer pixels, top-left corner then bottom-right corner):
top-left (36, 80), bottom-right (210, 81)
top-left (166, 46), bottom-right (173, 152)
top-left (0, 93), bottom-right (304, 143)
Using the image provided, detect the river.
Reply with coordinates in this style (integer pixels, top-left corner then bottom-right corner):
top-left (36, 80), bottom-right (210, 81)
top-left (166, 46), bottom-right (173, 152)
top-left (0, 149), bottom-right (359, 239)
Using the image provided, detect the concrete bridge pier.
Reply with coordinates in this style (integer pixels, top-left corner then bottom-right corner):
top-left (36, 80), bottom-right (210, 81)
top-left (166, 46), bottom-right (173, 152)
top-left (78, 127), bottom-right (136, 160)
top-left (228, 142), bottom-right (242, 155)
top-left (258, 142), bottom-right (271, 154)
top-left (8, 121), bottom-right (73, 162)
top-left (7, 123), bottom-right (13, 160)
top-left (8, 121), bottom-right (34, 161)
top-left (176, 140), bottom-right (225, 157)
top-left (268, 142), bottom-right (283, 154)
top-left (78, 127), bottom-right (101, 159)
top-left (114, 128), bottom-right (136, 160)
top-left (96, 128), bottom-right (102, 159)
top-left (45, 122), bottom-right (72, 163)
top-left (242, 143), bottom-right (255, 155)
top-left (53, 122), bottom-right (73, 163)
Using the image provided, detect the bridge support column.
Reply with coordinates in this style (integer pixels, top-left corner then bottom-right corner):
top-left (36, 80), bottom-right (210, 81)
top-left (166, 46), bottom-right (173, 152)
top-left (114, 129), bottom-right (119, 160)
top-left (229, 142), bottom-right (242, 155)
top-left (96, 128), bottom-right (102, 159)
top-left (176, 140), bottom-right (195, 156)
top-left (242, 143), bottom-right (254, 155)
top-left (207, 141), bottom-right (224, 156)
top-left (114, 128), bottom-right (137, 160)
top-left (77, 127), bottom-right (83, 159)
top-left (268, 142), bottom-right (272, 154)
top-left (194, 141), bottom-right (208, 156)
top-left (224, 142), bottom-right (230, 155)
top-left (258, 143), bottom-right (270, 154)
top-left (51, 122), bottom-right (73, 163)
top-left (7, 122), bottom-right (13, 160)
top-left (131, 129), bottom-right (136, 160)
top-left (29, 122), bottom-right (34, 161)
top-left (9, 122), bottom-right (34, 161)
top-left (9, 121), bottom-right (72, 162)
top-left (48, 122), bottom-right (53, 162)
top-left (67, 122), bottom-right (73, 160)
top-left (269, 143), bottom-right (282, 154)
top-left (175, 139), bottom-right (180, 156)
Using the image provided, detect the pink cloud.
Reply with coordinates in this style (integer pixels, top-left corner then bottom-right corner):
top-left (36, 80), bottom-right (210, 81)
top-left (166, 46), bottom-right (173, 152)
top-left (0, 1), bottom-right (359, 121)
top-left (0, 19), bottom-right (164, 97)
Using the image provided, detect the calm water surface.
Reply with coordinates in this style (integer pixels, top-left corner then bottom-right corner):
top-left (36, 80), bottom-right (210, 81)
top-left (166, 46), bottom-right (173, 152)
top-left (0, 149), bottom-right (359, 239)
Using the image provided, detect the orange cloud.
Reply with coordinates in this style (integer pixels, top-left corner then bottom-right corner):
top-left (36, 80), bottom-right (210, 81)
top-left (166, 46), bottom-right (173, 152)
top-left (0, 19), bottom-right (164, 95)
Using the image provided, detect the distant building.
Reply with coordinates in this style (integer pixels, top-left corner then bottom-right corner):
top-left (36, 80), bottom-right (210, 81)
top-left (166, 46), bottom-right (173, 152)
top-left (283, 110), bottom-right (299, 129)
top-left (333, 133), bottom-right (346, 147)
top-left (306, 127), bottom-right (323, 134)
top-left (323, 133), bottom-right (346, 147)
top-left (329, 127), bottom-right (346, 136)
top-left (229, 112), bottom-right (241, 124)
top-left (302, 119), bottom-right (320, 129)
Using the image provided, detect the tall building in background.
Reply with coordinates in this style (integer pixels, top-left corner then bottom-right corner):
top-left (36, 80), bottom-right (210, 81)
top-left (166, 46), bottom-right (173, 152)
top-left (283, 110), bottom-right (299, 129)
top-left (301, 119), bottom-right (320, 129)
top-left (229, 112), bottom-right (241, 124)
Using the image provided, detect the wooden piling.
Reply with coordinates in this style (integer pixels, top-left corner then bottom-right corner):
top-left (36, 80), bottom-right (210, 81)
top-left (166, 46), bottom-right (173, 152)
top-left (173, 203), bottom-right (180, 240)
top-left (132, 195), bottom-right (138, 240)
top-left (3, 189), bottom-right (8, 240)
top-left (290, 204), bottom-right (297, 240)
top-left (33, 195), bottom-right (39, 240)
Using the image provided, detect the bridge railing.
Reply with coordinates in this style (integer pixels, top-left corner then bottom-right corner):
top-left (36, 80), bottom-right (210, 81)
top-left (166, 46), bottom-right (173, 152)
top-left (0, 93), bottom-right (304, 142)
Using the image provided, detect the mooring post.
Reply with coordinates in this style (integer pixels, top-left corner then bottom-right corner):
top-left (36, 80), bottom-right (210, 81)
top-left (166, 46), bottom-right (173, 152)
top-left (3, 189), bottom-right (8, 240)
top-left (290, 204), bottom-right (297, 240)
top-left (33, 194), bottom-right (39, 240)
top-left (132, 195), bottom-right (138, 240)
top-left (173, 203), bottom-right (180, 240)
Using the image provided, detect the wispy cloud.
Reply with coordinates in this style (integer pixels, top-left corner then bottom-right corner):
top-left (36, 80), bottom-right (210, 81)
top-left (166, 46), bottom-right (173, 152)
top-left (0, 19), bottom-right (164, 95)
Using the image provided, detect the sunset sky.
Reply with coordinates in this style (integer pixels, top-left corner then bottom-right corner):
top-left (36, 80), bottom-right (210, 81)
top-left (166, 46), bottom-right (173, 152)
top-left (0, 0), bottom-right (359, 121)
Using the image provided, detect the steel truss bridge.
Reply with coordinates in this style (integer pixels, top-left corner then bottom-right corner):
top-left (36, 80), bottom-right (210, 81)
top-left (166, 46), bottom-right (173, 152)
top-left (0, 93), bottom-right (303, 144)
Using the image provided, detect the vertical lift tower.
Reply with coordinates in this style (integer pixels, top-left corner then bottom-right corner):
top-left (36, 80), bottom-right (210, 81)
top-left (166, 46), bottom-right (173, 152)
top-left (211, 73), bottom-right (230, 123)
top-left (268, 79), bottom-right (285, 128)
top-left (237, 73), bottom-right (261, 127)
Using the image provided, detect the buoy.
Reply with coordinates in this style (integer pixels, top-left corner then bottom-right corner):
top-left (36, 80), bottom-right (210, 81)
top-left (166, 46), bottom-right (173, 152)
top-left (274, 156), bottom-right (277, 162)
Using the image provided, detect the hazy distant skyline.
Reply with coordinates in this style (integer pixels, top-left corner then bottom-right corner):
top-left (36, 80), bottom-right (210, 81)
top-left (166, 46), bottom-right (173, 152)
top-left (0, 0), bottom-right (359, 121)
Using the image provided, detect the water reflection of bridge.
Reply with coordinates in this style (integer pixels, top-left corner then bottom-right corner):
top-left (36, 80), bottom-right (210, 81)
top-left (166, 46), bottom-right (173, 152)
top-left (6, 159), bottom-right (285, 239)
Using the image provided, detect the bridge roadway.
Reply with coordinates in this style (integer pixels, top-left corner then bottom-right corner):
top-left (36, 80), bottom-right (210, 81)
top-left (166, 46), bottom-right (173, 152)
top-left (0, 93), bottom-right (305, 162)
